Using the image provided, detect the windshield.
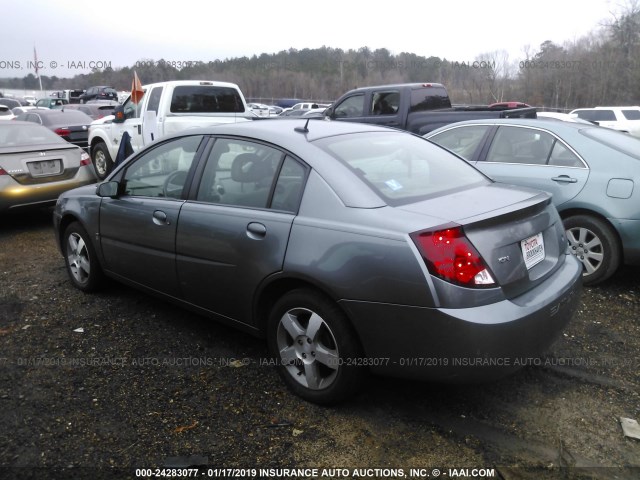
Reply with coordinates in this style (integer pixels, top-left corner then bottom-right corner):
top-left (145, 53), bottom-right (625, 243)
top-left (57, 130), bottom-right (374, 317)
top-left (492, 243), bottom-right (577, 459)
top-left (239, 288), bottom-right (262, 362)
top-left (314, 132), bottom-right (488, 205)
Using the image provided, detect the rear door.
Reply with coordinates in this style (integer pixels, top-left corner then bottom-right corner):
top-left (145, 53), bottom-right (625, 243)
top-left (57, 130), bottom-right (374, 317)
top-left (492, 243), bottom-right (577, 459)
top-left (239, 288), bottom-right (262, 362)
top-left (98, 135), bottom-right (205, 295)
top-left (475, 125), bottom-right (589, 207)
top-left (176, 137), bottom-right (307, 326)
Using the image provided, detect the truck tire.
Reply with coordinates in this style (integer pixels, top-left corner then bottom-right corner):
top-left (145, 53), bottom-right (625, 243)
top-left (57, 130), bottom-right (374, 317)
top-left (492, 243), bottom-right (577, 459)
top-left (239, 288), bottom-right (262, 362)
top-left (92, 142), bottom-right (113, 180)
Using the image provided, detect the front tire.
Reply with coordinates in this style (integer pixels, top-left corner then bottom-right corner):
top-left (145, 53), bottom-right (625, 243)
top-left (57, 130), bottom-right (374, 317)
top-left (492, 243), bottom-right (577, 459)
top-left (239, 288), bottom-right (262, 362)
top-left (63, 222), bottom-right (103, 292)
top-left (92, 142), bottom-right (113, 180)
top-left (564, 215), bottom-right (620, 285)
top-left (267, 289), bottom-right (365, 404)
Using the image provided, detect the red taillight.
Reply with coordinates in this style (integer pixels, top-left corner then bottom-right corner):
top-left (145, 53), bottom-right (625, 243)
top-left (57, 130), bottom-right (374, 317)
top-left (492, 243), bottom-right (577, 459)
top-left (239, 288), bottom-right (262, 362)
top-left (55, 127), bottom-right (71, 136)
top-left (411, 226), bottom-right (495, 287)
top-left (80, 152), bottom-right (91, 166)
top-left (0, 167), bottom-right (8, 175)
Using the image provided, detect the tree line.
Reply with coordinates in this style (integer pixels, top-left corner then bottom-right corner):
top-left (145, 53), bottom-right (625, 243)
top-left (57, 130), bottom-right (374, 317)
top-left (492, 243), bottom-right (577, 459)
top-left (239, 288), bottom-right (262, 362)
top-left (3, 3), bottom-right (640, 110)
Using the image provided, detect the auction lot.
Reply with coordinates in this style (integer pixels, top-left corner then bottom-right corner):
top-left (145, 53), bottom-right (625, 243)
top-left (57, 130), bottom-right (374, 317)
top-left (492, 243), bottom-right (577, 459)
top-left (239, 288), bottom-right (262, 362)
top-left (1, 209), bottom-right (639, 479)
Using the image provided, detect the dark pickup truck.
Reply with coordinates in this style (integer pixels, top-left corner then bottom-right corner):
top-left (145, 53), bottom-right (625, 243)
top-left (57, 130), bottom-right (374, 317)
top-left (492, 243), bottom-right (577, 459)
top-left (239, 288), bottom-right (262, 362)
top-left (323, 83), bottom-right (536, 135)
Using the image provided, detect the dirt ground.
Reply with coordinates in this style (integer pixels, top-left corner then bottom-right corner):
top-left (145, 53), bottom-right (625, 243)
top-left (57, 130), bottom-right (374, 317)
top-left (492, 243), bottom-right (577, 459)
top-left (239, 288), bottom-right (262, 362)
top-left (0, 209), bottom-right (639, 480)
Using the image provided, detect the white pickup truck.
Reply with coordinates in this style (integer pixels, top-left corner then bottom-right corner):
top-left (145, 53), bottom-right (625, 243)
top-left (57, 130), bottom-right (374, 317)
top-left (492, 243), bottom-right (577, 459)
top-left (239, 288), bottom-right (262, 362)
top-left (88, 80), bottom-right (253, 179)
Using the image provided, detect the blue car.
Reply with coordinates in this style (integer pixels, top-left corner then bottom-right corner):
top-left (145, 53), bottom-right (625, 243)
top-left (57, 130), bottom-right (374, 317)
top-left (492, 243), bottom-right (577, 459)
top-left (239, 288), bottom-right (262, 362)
top-left (427, 118), bottom-right (640, 285)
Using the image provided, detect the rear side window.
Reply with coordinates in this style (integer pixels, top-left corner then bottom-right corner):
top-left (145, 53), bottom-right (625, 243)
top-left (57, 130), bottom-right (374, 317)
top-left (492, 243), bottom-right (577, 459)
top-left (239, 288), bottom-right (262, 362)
top-left (371, 91), bottom-right (400, 115)
top-left (428, 125), bottom-right (491, 161)
top-left (315, 132), bottom-right (488, 205)
top-left (170, 86), bottom-right (245, 113)
top-left (410, 87), bottom-right (452, 112)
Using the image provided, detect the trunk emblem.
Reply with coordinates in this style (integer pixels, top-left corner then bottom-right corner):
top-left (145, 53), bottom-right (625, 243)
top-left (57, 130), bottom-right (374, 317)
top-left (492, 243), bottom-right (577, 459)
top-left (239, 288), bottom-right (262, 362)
top-left (39, 152), bottom-right (46, 156)
top-left (498, 255), bottom-right (510, 263)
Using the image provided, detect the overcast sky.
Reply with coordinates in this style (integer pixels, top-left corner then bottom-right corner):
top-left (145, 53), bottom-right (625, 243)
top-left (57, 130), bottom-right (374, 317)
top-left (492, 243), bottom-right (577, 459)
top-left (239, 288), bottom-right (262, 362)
top-left (0, 0), bottom-right (622, 79)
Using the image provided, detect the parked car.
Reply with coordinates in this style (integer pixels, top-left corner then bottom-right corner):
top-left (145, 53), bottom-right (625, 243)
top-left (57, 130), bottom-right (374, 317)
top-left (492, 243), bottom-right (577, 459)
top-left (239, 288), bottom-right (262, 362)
top-left (569, 106), bottom-right (640, 136)
top-left (0, 121), bottom-right (96, 212)
top-left (0, 105), bottom-right (15, 121)
top-left (324, 83), bottom-right (536, 135)
top-left (15, 109), bottom-right (92, 151)
top-left (426, 118), bottom-right (640, 284)
top-left (536, 111), bottom-right (591, 123)
top-left (12, 106), bottom-right (45, 116)
top-left (53, 119), bottom-right (581, 404)
top-left (36, 98), bottom-right (69, 109)
top-left (78, 86), bottom-right (118, 103)
top-left (247, 103), bottom-right (270, 117)
top-left (55, 102), bottom-right (117, 120)
top-left (22, 95), bottom-right (37, 106)
top-left (268, 105), bottom-right (283, 116)
top-left (0, 98), bottom-right (22, 109)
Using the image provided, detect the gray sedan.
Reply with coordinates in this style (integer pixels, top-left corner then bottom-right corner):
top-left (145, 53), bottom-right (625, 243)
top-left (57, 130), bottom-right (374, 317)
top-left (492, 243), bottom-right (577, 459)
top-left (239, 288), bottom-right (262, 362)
top-left (427, 119), bottom-right (640, 285)
top-left (53, 119), bottom-right (581, 404)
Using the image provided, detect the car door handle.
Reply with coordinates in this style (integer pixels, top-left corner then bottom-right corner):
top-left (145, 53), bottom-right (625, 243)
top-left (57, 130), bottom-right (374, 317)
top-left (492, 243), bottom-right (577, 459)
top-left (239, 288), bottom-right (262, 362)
top-left (247, 222), bottom-right (267, 239)
top-left (152, 210), bottom-right (170, 225)
top-left (551, 175), bottom-right (578, 183)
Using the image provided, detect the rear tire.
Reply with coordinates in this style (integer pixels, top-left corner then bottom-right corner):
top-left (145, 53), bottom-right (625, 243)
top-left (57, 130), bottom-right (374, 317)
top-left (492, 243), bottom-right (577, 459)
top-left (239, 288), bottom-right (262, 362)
top-left (63, 222), bottom-right (103, 292)
top-left (92, 142), bottom-right (113, 180)
top-left (564, 215), bottom-right (620, 285)
top-left (267, 289), bottom-right (366, 404)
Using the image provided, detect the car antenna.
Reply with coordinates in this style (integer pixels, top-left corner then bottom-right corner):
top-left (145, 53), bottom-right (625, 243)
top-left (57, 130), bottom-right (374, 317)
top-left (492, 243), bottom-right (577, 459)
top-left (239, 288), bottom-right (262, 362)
top-left (294, 119), bottom-right (310, 133)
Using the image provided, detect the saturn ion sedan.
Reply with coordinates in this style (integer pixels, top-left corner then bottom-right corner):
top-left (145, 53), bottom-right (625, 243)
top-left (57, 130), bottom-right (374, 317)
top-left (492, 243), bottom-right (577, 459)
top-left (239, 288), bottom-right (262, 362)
top-left (53, 119), bottom-right (582, 404)
top-left (0, 121), bottom-right (96, 213)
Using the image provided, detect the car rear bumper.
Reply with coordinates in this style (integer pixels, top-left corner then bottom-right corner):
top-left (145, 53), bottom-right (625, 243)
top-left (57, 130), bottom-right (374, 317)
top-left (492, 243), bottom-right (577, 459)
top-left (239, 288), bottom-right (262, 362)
top-left (0, 170), bottom-right (96, 212)
top-left (340, 254), bottom-right (582, 382)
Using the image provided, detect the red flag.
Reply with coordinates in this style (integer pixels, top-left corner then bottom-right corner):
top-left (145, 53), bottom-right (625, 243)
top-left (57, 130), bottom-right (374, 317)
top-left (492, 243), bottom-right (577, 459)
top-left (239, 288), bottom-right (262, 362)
top-left (131, 71), bottom-right (144, 104)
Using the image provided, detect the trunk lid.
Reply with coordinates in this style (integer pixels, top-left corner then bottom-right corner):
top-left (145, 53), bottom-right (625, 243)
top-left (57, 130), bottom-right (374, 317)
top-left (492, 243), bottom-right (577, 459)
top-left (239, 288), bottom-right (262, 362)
top-left (0, 145), bottom-right (82, 185)
top-left (401, 183), bottom-right (567, 298)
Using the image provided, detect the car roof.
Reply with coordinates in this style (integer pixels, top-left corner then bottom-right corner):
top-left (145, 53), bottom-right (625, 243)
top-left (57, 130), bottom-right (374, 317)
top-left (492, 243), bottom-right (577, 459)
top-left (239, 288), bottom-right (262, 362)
top-left (427, 117), bottom-right (597, 136)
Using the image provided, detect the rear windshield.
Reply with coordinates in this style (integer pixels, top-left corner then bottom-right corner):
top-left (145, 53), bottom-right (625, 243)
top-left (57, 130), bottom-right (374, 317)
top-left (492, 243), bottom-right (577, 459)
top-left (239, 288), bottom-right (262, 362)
top-left (314, 132), bottom-right (488, 205)
top-left (170, 85), bottom-right (245, 113)
top-left (580, 127), bottom-right (640, 160)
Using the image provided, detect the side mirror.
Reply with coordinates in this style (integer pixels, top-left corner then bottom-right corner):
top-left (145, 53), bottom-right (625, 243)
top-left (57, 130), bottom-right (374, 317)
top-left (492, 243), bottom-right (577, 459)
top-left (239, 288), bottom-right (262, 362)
top-left (97, 181), bottom-right (119, 198)
top-left (324, 106), bottom-right (335, 119)
top-left (112, 105), bottom-right (126, 123)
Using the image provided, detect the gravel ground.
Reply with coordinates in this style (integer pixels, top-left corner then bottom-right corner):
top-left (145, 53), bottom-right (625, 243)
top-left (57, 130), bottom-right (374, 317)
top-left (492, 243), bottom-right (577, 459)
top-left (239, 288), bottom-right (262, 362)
top-left (1, 209), bottom-right (639, 480)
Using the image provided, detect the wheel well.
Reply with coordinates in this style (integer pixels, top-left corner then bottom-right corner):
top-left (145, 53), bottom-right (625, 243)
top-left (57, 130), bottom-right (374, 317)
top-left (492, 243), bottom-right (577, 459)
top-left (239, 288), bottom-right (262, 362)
top-left (90, 137), bottom-right (106, 153)
top-left (254, 278), bottom-right (350, 336)
top-left (559, 208), bottom-right (623, 258)
top-left (56, 215), bottom-right (82, 253)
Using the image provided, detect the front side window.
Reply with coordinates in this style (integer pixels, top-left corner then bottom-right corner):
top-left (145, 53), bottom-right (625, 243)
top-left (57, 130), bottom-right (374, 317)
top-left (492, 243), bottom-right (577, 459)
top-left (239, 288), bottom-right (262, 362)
top-left (123, 135), bottom-right (203, 198)
top-left (333, 94), bottom-right (365, 118)
top-left (574, 109), bottom-right (616, 122)
top-left (622, 109), bottom-right (640, 120)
